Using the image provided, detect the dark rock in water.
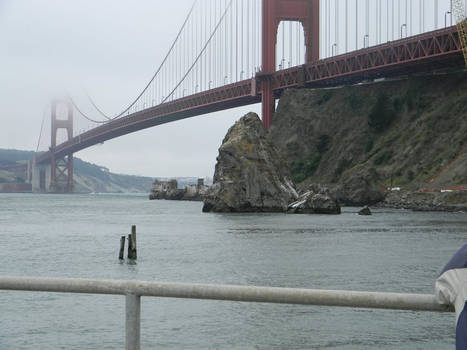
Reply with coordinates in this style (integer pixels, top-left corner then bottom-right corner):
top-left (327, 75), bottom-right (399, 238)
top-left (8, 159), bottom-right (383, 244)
top-left (358, 206), bottom-right (372, 215)
top-left (203, 113), bottom-right (298, 212)
top-left (288, 185), bottom-right (341, 214)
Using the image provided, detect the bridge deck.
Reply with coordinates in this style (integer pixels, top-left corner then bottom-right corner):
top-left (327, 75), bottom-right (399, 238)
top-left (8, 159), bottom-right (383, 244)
top-left (36, 25), bottom-right (463, 164)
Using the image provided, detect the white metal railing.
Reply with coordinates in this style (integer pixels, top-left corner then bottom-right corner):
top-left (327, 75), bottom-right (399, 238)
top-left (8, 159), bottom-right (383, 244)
top-left (0, 276), bottom-right (454, 350)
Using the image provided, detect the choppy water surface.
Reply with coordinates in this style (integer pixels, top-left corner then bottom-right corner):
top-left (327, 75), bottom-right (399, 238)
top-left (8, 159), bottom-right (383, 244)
top-left (0, 193), bottom-right (465, 349)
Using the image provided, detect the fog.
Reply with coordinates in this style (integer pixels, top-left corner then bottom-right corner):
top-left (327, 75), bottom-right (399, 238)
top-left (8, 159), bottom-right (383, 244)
top-left (0, 0), bottom-right (260, 178)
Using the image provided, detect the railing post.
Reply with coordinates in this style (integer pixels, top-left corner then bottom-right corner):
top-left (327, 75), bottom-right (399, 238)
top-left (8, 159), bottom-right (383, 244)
top-left (126, 294), bottom-right (141, 350)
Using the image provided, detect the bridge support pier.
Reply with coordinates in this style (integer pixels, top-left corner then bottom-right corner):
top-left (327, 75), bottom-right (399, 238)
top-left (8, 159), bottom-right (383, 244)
top-left (29, 159), bottom-right (51, 193)
top-left (50, 100), bottom-right (74, 193)
top-left (261, 0), bottom-right (319, 130)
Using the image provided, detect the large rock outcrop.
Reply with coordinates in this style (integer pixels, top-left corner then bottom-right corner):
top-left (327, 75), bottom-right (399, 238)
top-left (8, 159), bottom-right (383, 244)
top-left (202, 113), bottom-right (298, 212)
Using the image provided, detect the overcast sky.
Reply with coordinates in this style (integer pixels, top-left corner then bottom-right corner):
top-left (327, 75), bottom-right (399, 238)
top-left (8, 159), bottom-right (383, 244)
top-left (0, 0), bottom-right (260, 178)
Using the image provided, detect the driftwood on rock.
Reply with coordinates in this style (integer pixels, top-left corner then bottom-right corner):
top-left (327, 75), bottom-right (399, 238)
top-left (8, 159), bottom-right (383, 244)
top-left (287, 185), bottom-right (341, 214)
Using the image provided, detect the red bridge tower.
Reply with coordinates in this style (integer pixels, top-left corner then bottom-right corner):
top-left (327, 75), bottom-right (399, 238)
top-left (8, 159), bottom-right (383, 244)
top-left (50, 100), bottom-right (74, 193)
top-left (261, 0), bottom-right (319, 129)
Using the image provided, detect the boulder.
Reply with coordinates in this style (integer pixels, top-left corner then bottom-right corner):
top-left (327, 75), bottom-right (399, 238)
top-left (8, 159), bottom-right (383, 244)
top-left (358, 206), bottom-right (372, 215)
top-left (202, 113), bottom-right (298, 212)
top-left (288, 185), bottom-right (341, 214)
top-left (337, 166), bottom-right (385, 205)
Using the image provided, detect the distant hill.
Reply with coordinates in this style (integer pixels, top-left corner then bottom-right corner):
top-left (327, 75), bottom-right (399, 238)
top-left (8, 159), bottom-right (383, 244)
top-left (72, 157), bottom-right (155, 193)
top-left (0, 149), bottom-right (155, 193)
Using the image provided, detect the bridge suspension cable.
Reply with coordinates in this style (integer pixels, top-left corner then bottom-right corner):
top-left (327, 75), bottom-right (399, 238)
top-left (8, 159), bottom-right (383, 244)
top-left (35, 104), bottom-right (48, 153)
top-left (68, 95), bottom-right (111, 124)
top-left (84, 91), bottom-right (111, 121)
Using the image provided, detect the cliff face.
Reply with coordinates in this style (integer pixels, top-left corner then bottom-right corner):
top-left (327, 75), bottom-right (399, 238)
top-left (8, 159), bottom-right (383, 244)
top-left (203, 113), bottom-right (298, 212)
top-left (269, 71), bottom-right (467, 207)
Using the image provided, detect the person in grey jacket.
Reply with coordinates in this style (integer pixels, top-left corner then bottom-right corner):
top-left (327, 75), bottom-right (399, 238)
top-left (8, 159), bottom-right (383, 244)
top-left (435, 244), bottom-right (467, 349)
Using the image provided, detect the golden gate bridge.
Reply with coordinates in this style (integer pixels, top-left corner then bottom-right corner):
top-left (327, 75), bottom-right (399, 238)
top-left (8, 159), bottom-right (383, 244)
top-left (29, 0), bottom-right (467, 192)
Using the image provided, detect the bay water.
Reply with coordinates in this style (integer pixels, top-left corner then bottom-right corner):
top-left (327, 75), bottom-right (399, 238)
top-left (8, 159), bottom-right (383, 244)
top-left (0, 193), bottom-right (465, 349)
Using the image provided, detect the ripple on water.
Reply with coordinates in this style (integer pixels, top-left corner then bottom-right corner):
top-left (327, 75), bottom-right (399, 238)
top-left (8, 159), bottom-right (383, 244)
top-left (0, 194), bottom-right (464, 349)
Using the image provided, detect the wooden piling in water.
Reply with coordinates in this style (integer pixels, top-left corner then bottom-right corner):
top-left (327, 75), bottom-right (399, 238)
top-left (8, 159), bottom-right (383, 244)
top-left (119, 236), bottom-right (126, 260)
top-left (128, 225), bottom-right (137, 260)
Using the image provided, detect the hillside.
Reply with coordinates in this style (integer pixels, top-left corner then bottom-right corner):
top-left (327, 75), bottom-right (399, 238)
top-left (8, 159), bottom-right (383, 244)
top-left (0, 149), bottom-right (154, 193)
top-left (269, 71), bottom-right (467, 209)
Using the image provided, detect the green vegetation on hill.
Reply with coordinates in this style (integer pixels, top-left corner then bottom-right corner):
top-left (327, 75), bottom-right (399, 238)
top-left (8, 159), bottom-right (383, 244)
top-left (0, 149), bottom-right (154, 193)
top-left (270, 70), bottom-right (467, 204)
top-left (0, 149), bottom-right (36, 163)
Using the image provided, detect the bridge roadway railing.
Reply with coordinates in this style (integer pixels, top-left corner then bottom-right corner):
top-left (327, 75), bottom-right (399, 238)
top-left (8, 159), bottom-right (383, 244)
top-left (0, 276), bottom-right (453, 350)
top-left (271, 25), bottom-right (463, 93)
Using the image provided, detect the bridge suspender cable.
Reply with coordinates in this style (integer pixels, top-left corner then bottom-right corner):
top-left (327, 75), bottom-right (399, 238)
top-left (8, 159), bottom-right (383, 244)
top-left (161, 0), bottom-right (233, 105)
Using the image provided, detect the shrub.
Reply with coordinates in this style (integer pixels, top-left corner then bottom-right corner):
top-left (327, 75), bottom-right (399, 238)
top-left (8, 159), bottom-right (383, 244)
top-left (393, 97), bottom-right (403, 112)
top-left (316, 135), bottom-right (330, 154)
top-left (416, 96), bottom-right (431, 110)
top-left (373, 149), bottom-right (393, 165)
top-left (368, 93), bottom-right (396, 132)
top-left (333, 158), bottom-right (350, 178)
top-left (365, 137), bottom-right (374, 153)
top-left (291, 153), bottom-right (321, 183)
top-left (316, 91), bottom-right (333, 105)
top-left (345, 91), bottom-right (362, 110)
top-left (405, 88), bottom-right (416, 111)
top-left (286, 141), bottom-right (300, 156)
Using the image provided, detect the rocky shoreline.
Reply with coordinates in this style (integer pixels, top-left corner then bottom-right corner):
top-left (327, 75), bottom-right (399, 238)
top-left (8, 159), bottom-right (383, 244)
top-left (378, 189), bottom-right (467, 212)
top-left (149, 179), bottom-right (208, 201)
top-left (148, 111), bottom-right (466, 213)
